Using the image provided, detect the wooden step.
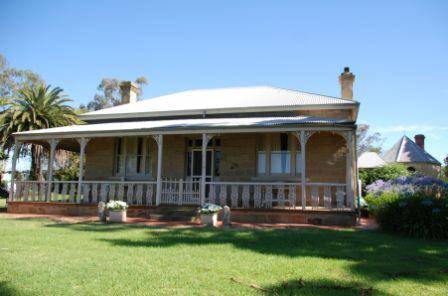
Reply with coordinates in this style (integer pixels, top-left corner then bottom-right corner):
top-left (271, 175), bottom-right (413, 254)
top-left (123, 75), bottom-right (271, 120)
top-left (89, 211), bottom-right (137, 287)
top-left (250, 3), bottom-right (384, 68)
top-left (150, 206), bottom-right (199, 221)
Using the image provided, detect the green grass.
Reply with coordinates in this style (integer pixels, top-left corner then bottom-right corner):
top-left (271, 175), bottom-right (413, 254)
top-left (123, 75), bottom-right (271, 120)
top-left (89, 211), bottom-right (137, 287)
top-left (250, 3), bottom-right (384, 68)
top-left (0, 217), bottom-right (447, 295)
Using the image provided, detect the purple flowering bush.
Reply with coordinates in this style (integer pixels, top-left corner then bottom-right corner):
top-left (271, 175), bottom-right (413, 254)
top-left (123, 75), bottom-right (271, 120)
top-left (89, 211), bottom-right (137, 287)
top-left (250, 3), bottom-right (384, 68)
top-left (365, 176), bottom-right (448, 239)
top-left (366, 175), bottom-right (448, 197)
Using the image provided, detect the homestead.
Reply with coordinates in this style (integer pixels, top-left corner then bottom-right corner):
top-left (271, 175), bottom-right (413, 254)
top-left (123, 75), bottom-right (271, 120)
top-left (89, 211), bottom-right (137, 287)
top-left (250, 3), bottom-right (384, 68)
top-left (8, 68), bottom-right (360, 225)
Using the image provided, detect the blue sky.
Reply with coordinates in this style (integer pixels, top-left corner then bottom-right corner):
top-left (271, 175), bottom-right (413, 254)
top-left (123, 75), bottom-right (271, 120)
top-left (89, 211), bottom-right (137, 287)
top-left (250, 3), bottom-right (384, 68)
top-left (1, 0), bottom-right (447, 162)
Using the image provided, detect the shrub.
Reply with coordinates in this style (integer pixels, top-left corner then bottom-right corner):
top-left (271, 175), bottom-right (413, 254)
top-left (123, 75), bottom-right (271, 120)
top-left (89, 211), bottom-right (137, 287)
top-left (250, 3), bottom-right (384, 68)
top-left (366, 175), bottom-right (448, 197)
top-left (359, 163), bottom-right (409, 193)
top-left (365, 176), bottom-right (448, 239)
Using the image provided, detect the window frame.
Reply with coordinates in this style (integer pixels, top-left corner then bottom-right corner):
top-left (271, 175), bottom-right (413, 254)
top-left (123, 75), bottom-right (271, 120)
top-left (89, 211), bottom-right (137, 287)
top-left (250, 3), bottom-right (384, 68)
top-left (114, 137), bottom-right (152, 178)
top-left (256, 134), bottom-right (302, 178)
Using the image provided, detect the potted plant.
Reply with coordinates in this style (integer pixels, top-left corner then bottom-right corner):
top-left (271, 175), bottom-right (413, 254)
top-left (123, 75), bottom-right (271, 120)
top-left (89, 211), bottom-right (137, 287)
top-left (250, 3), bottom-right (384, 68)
top-left (199, 203), bottom-right (222, 227)
top-left (106, 200), bottom-right (128, 223)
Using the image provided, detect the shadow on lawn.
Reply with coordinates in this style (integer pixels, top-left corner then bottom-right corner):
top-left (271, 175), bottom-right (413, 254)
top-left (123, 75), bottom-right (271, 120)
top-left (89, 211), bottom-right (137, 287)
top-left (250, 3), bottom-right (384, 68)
top-left (0, 281), bottom-right (25, 296)
top-left (262, 278), bottom-right (385, 296)
top-left (102, 227), bottom-right (448, 285)
top-left (45, 221), bottom-right (144, 232)
top-left (43, 221), bottom-right (448, 290)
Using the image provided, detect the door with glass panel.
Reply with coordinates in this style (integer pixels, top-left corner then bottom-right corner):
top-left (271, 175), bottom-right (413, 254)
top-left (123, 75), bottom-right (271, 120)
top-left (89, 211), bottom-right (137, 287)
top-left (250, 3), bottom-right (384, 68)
top-left (186, 138), bottom-right (221, 183)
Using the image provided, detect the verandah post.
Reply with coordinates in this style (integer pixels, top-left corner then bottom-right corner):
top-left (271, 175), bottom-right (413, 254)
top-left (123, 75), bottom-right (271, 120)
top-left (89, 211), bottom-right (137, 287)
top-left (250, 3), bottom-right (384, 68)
top-left (201, 133), bottom-right (207, 205)
top-left (46, 138), bottom-right (60, 201)
top-left (9, 140), bottom-right (20, 201)
top-left (76, 137), bottom-right (90, 202)
top-left (300, 131), bottom-right (307, 210)
top-left (154, 134), bottom-right (163, 206)
top-left (293, 131), bottom-right (309, 211)
top-left (346, 131), bottom-right (354, 209)
top-left (201, 133), bottom-right (214, 205)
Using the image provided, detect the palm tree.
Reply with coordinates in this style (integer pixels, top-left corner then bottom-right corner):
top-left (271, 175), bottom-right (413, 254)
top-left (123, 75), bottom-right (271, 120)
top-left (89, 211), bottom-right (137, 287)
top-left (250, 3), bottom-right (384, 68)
top-left (0, 84), bottom-right (80, 180)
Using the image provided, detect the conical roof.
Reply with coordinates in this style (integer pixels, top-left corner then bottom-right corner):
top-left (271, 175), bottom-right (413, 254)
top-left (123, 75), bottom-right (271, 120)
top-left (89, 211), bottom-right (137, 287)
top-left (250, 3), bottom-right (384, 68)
top-left (383, 136), bottom-right (440, 165)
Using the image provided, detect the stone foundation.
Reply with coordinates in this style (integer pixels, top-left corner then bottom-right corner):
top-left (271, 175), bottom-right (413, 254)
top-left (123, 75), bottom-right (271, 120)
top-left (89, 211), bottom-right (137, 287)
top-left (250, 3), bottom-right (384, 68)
top-left (7, 202), bottom-right (356, 226)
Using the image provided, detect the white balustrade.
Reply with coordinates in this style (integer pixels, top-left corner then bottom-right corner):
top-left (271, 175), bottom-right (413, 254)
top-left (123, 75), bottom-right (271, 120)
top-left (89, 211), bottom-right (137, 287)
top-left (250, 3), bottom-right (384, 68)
top-left (9, 180), bottom-right (350, 211)
top-left (161, 179), bottom-right (200, 205)
top-left (306, 183), bottom-right (348, 211)
top-left (10, 180), bottom-right (157, 206)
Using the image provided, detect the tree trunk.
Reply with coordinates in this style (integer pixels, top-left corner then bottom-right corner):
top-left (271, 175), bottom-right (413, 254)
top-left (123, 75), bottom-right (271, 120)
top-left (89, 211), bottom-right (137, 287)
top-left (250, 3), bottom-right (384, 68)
top-left (29, 144), bottom-right (43, 181)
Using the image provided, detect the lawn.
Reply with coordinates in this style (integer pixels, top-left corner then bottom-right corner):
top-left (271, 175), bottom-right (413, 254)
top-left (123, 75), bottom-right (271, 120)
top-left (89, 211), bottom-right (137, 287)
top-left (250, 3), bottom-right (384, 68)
top-left (0, 216), bottom-right (447, 295)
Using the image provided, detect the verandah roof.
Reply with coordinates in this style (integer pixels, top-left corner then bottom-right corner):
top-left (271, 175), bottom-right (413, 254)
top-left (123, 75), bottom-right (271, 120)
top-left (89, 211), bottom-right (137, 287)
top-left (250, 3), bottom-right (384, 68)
top-left (14, 116), bottom-right (353, 141)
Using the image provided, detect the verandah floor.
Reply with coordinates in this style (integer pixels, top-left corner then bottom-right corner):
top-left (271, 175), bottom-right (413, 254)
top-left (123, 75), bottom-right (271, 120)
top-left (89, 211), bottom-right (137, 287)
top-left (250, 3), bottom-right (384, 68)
top-left (0, 214), bottom-right (447, 296)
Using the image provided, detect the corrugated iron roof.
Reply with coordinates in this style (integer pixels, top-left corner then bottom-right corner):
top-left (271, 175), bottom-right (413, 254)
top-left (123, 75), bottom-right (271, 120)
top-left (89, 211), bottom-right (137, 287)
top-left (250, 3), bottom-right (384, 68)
top-left (80, 86), bottom-right (359, 121)
top-left (383, 136), bottom-right (441, 165)
top-left (14, 116), bottom-right (352, 139)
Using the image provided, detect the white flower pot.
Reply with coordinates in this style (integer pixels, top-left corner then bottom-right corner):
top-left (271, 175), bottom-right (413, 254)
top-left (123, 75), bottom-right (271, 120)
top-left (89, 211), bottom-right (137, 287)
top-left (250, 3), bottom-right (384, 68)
top-left (109, 210), bottom-right (127, 223)
top-left (201, 213), bottom-right (218, 227)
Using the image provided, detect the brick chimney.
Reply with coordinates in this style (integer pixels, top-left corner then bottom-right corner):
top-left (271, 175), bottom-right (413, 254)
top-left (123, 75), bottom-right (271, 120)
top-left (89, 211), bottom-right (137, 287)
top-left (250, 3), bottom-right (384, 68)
top-left (414, 134), bottom-right (425, 150)
top-left (119, 81), bottom-right (139, 104)
top-left (339, 67), bottom-right (355, 100)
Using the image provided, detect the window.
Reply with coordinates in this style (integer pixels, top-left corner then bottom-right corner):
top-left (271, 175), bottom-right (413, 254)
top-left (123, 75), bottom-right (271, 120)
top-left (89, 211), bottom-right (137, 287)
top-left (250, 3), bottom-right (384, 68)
top-left (270, 151), bottom-right (291, 174)
top-left (144, 142), bottom-right (151, 175)
top-left (136, 138), bottom-right (143, 174)
top-left (115, 137), bottom-right (151, 176)
top-left (296, 152), bottom-right (302, 174)
top-left (115, 138), bottom-right (124, 174)
top-left (257, 151), bottom-right (266, 174)
top-left (256, 134), bottom-right (303, 176)
top-left (270, 133), bottom-right (290, 174)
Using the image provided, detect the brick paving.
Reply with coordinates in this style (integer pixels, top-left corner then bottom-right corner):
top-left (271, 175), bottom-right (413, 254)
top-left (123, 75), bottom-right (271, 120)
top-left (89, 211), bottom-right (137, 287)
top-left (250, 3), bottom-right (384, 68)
top-left (0, 213), bottom-right (378, 231)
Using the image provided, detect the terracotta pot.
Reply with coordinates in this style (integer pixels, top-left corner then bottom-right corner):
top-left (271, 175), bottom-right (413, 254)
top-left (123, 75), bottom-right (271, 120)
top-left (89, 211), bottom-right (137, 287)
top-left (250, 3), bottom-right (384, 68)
top-left (109, 210), bottom-right (127, 223)
top-left (201, 213), bottom-right (218, 227)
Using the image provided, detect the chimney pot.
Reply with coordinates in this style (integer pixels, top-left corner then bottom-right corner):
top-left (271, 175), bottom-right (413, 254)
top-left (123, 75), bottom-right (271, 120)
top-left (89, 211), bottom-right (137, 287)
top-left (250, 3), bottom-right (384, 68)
top-left (119, 81), bottom-right (139, 104)
top-left (414, 134), bottom-right (425, 150)
top-left (339, 67), bottom-right (355, 100)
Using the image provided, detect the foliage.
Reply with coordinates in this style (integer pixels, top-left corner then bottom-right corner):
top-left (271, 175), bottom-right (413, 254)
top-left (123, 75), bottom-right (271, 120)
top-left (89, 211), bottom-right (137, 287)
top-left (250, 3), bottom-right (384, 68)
top-left (0, 185), bottom-right (8, 199)
top-left (199, 203), bottom-right (222, 214)
top-left (366, 175), bottom-right (448, 197)
top-left (366, 192), bottom-right (448, 239)
top-left (53, 152), bottom-right (80, 181)
top-left (441, 155), bottom-right (448, 181)
top-left (0, 84), bottom-right (80, 179)
top-left (365, 176), bottom-right (448, 239)
top-left (0, 151), bottom-right (7, 184)
top-left (106, 200), bottom-right (128, 211)
top-left (359, 163), bottom-right (409, 190)
top-left (0, 53), bottom-right (43, 109)
top-left (82, 76), bottom-right (148, 111)
top-left (356, 124), bottom-right (384, 155)
top-left (0, 54), bottom-right (43, 180)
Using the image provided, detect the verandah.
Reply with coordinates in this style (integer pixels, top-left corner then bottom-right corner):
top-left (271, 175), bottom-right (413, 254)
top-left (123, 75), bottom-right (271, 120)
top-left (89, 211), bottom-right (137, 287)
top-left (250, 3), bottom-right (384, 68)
top-left (9, 128), bottom-right (356, 211)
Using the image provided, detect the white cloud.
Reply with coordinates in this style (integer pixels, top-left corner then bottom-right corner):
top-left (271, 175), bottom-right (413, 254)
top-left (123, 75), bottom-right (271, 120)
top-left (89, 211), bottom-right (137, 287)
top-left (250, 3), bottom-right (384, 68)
top-left (373, 125), bottom-right (448, 134)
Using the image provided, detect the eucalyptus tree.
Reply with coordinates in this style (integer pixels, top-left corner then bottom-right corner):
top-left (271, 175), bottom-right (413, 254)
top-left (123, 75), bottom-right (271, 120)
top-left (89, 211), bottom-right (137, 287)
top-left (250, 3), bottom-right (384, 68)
top-left (0, 54), bottom-right (43, 182)
top-left (83, 76), bottom-right (148, 111)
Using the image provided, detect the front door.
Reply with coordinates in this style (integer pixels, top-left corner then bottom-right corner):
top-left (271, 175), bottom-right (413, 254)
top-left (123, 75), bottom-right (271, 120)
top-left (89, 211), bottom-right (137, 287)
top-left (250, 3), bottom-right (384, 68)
top-left (187, 149), bottom-right (214, 182)
top-left (186, 137), bottom-right (221, 183)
